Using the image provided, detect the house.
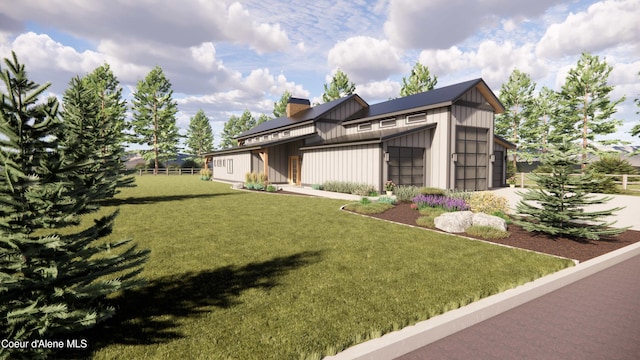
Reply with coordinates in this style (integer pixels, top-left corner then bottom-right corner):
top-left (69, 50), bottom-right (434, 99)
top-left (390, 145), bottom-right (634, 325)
top-left (204, 78), bottom-right (515, 191)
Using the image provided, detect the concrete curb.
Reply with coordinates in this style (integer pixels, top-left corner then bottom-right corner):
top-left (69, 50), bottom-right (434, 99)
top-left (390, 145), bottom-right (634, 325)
top-left (324, 241), bottom-right (640, 360)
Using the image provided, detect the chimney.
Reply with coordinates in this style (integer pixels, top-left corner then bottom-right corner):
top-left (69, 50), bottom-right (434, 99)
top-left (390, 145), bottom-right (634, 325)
top-left (286, 97), bottom-right (311, 118)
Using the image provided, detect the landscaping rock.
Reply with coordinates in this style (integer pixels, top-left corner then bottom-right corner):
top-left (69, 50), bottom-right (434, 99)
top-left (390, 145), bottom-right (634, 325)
top-left (472, 213), bottom-right (507, 232)
top-left (434, 211), bottom-right (473, 233)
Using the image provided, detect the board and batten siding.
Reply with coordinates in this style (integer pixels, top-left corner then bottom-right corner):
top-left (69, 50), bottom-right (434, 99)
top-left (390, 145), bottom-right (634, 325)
top-left (316, 121), bottom-right (346, 141)
top-left (301, 144), bottom-right (381, 188)
top-left (211, 152), bottom-right (251, 183)
top-left (425, 107), bottom-right (451, 189)
top-left (323, 98), bottom-right (366, 121)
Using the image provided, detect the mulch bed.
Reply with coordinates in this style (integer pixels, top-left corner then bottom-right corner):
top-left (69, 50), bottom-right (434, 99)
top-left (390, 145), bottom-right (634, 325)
top-left (364, 202), bottom-right (640, 262)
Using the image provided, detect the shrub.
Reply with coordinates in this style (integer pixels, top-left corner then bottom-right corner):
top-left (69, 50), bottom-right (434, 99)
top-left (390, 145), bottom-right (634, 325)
top-left (416, 207), bottom-right (447, 228)
top-left (199, 168), bottom-right (212, 180)
top-left (467, 191), bottom-right (509, 214)
top-left (580, 172), bottom-right (618, 194)
top-left (466, 225), bottom-right (510, 239)
top-left (253, 182), bottom-right (265, 191)
top-left (377, 195), bottom-right (396, 205)
top-left (394, 185), bottom-right (420, 202)
top-left (359, 197), bottom-right (371, 205)
top-left (322, 181), bottom-right (356, 194)
top-left (353, 183), bottom-right (377, 197)
top-left (266, 185), bottom-right (277, 192)
top-left (412, 194), bottom-right (469, 212)
top-left (419, 187), bottom-right (445, 196)
top-left (311, 184), bottom-right (323, 190)
top-left (587, 154), bottom-right (637, 179)
top-left (245, 172), bottom-right (252, 184)
top-left (491, 211), bottom-right (512, 224)
top-left (444, 189), bottom-right (474, 202)
top-left (182, 159), bottom-right (200, 168)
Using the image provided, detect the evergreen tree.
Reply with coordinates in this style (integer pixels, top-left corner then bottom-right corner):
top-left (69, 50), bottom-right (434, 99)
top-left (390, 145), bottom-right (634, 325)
top-left (495, 69), bottom-right (536, 168)
top-left (322, 69), bottom-right (355, 103)
top-left (551, 53), bottom-right (625, 166)
top-left (220, 109), bottom-right (256, 148)
top-left (185, 109), bottom-right (214, 164)
top-left (83, 64), bottom-right (133, 192)
top-left (273, 90), bottom-right (291, 118)
top-left (0, 52), bottom-right (149, 359)
top-left (131, 66), bottom-right (180, 174)
top-left (400, 62), bottom-right (438, 97)
top-left (516, 140), bottom-right (627, 240)
top-left (526, 86), bottom-right (559, 154)
top-left (256, 113), bottom-right (270, 125)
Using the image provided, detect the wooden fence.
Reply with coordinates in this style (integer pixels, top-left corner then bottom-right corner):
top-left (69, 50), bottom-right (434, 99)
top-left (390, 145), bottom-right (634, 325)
top-left (137, 168), bottom-right (201, 176)
top-left (512, 173), bottom-right (640, 191)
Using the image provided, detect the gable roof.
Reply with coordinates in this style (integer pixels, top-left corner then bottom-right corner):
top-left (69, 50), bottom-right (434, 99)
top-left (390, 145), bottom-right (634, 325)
top-left (344, 78), bottom-right (504, 124)
top-left (237, 94), bottom-right (368, 138)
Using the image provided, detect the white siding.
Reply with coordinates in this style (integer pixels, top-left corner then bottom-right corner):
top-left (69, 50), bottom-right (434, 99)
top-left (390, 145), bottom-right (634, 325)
top-left (211, 152), bottom-right (251, 182)
top-left (302, 144), bottom-right (381, 188)
top-left (427, 108), bottom-right (451, 189)
top-left (344, 107), bottom-right (446, 135)
top-left (241, 123), bottom-right (315, 145)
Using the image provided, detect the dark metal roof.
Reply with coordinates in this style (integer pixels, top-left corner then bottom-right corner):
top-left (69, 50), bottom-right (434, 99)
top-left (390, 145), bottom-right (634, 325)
top-left (300, 123), bottom-right (437, 150)
top-left (494, 134), bottom-right (517, 149)
top-left (237, 94), bottom-right (366, 138)
top-left (345, 78), bottom-right (504, 123)
top-left (204, 133), bottom-right (316, 156)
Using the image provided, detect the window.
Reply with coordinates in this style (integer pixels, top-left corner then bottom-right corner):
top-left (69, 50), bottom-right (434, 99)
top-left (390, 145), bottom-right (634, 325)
top-left (406, 113), bottom-right (426, 124)
top-left (282, 130), bottom-right (290, 137)
top-left (380, 118), bottom-right (396, 128)
top-left (272, 133), bottom-right (279, 139)
top-left (387, 146), bottom-right (424, 187)
top-left (227, 159), bottom-right (233, 174)
top-left (262, 135), bottom-right (269, 140)
top-left (357, 122), bottom-right (372, 131)
top-left (454, 126), bottom-right (488, 191)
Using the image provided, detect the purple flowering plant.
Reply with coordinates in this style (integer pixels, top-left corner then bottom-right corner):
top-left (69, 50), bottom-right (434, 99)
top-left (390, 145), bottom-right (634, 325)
top-left (412, 194), bottom-right (469, 212)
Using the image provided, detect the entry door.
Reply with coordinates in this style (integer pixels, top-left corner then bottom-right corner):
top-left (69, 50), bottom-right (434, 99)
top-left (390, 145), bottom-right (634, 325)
top-left (288, 156), bottom-right (301, 185)
top-left (492, 150), bottom-right (504, 188)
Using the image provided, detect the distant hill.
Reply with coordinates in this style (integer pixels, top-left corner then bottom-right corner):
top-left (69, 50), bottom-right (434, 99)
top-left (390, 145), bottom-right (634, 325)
top-left (123, 153), bottom-right (199, 169)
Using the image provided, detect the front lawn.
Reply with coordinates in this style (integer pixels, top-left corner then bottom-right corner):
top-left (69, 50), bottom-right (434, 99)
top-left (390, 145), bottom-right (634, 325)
top-left (81, 176), bottom-right (573, 359)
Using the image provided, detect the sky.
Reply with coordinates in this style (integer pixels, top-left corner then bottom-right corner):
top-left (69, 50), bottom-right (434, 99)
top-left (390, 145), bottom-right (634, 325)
top-left (1, 0), bottom-right (639, 148)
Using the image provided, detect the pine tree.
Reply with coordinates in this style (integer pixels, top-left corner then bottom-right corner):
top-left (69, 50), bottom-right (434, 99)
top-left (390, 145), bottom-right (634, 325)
top-left (515, 140), bottom-right (627, 240)
top-left (525, 86), bottom-right (559, 154)
top-left (83, 64), bottom-right (133, 193)
top-left (0, 52), bottom-right (149, 358)
top-left (220, 109), bottom-right (256, 148)
top-left (495, 69), bottom-right (536, 168)
top-left (273, 90), bottom-right (291, 118)
top-left (551, 53), bottom-right (625, 166)
top-left (399, 62), bottom-right (438, 97)
top-left (185, 109), bottom-right (214, 164)
top-left (131, 66), bottom-right (180, 174)
top-left (322, 69), bottom-right (355, 103)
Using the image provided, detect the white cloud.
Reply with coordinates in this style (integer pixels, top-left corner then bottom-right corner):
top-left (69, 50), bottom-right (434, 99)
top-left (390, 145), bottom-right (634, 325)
top-left (356, 80), bottom-right (400, 102)
top-left (537, 0), bottom-right (640, 58)
top-left (327, 36), bottom-right (404, 83)
top-left (384, 0), bottom-right (564, 49)
top-left (190, 42), bottom-right (217, 71)
top-left (2, 0), bottom-right (290, 53)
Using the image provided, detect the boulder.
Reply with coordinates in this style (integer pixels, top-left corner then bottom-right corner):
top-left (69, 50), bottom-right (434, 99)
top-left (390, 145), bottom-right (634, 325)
top-left (434, 211), bottom-right (473, 233)
top-left (472, 213), bottom-right (507, 232)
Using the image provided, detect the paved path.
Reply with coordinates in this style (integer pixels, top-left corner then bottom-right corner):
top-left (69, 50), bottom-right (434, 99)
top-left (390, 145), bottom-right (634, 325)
top-left (396, 252), bottom-right (640, 360)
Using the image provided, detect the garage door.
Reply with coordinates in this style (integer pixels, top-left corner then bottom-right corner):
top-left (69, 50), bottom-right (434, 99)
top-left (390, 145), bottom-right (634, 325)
top-left (388, 146), bottom-right (424, 187)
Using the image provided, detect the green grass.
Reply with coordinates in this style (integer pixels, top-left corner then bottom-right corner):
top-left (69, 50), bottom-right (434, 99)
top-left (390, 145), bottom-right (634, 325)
top-left (76, 177), bottom-right (573, 359)
top-left (343, 201), bottom-right (394, 214)
top-left (466, 225), bottom-right (511, 239)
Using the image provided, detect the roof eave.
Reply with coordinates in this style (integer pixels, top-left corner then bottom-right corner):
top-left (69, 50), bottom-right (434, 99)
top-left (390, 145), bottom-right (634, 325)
top-left (342, 101), bottom-right (453, 125)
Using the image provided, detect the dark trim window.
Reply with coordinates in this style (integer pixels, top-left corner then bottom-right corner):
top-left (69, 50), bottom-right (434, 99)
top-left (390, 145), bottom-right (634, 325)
top-left (282, 130), bottom-right (290, 137)
top-left (380, 118), bottom-right (396, 128)
top-left (455, 126), bottom-right (488, 190)
top-left (387, 146), bottom-right (424, 187)
top-left (406, 113), bottom-right (426, 124)
top-left (357, 122), bottom-right (372, 131)
top-left (227, 159), bottom-right (233, 174)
